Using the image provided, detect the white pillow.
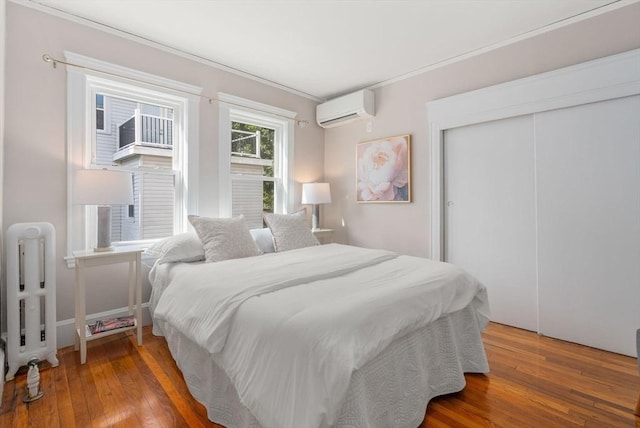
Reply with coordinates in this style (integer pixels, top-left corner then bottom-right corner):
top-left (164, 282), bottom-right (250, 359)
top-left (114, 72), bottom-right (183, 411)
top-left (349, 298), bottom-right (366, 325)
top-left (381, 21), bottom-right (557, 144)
top-left (189, 215), bottom-right (261, 262)
top-left (264, 210), bottom-right (319, 252)
top-left (144, 232), bottom-right (205, 264)
top-left (250, 228), bottom-right (275, 253)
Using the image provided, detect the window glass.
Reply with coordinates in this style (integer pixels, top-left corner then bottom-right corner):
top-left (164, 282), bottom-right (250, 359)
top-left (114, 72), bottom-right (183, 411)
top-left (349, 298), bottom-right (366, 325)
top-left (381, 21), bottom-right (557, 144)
top-left (94, 94), bottom-right (175, 241)
top-left (230, 121), bottom-right (276, 228)
top-left (96, 94), bottom-right (105, 130)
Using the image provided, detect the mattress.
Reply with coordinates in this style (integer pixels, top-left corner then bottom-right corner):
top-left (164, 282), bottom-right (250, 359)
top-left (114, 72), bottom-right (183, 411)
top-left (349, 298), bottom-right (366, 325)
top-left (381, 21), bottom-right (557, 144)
top-left (150, 244), bottom-right (490, 428)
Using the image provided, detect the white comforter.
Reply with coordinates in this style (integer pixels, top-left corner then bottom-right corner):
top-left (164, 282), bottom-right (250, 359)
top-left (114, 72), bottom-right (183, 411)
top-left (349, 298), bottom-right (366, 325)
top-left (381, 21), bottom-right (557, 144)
top-left (153, 244), bottom-right (489, 428)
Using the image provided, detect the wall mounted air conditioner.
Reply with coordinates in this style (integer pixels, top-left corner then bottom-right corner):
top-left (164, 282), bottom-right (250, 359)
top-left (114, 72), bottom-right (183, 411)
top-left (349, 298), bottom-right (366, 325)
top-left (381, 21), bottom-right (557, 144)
top-left (316, 89), bottom-right (375, 128)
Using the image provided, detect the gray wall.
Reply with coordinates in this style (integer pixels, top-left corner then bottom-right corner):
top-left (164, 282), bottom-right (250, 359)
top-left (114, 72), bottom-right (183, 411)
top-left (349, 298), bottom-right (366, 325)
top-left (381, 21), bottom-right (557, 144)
top-left (323, 2), bottom-right (640, 258)
top-left (2, 2), bottom-right (324, 344)
top-left (4, 1), bottom-right (640, 349)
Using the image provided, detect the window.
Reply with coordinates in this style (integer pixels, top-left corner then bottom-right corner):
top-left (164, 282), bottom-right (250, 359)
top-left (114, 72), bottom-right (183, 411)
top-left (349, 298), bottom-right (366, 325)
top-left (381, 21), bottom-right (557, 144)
top-left (95, 94), bottom-right (176, 241)
top-left (66, 52), bottom-right (201, 264)
top-left (218, 93), bottom-right (295, 228)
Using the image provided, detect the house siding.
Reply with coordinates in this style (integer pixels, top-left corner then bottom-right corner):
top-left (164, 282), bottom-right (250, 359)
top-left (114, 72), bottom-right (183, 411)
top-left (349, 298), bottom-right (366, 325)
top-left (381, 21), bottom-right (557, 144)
top-left (95, 95), bottom-right (174, 242)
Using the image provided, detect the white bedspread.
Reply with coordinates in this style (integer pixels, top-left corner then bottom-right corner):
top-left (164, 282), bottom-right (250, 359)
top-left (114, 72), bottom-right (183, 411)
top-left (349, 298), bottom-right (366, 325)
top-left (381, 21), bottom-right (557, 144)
top-left (153, 244), bottom-right (489, 428)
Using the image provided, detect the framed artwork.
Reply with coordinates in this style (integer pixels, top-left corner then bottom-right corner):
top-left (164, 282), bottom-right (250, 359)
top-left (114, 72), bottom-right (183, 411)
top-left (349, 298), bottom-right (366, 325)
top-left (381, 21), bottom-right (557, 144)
top-left (356, 134), bottom-right (411, 203)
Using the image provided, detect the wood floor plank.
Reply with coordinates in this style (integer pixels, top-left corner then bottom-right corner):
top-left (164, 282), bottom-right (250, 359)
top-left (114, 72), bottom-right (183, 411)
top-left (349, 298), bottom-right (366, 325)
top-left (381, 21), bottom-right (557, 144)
top-left (1, 323), bottom-right (638, 427)
top-left (133, 334), bottom-right (213, 428)
top-left (51, 353), bottom-right (76, 428)
top-left (36, 365), bottom-right (60, 428)
top-left (119, 334), bottom-right (193, 427)
top-left (58, 347), bottom-right (91, 427)
top-left (95, 340), bottom-right (146, 427)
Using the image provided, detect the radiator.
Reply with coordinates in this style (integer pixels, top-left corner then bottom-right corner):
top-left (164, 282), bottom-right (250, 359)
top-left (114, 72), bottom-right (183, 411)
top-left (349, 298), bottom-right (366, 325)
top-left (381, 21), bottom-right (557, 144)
top-left (5, 223), bottom-right (59, 381)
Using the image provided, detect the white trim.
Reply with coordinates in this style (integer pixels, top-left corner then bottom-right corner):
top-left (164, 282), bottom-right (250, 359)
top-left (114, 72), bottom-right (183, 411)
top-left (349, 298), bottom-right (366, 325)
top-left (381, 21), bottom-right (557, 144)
top-left (16, 0), bottom-right (636, 102)
top-left (13, 0), bottom-right (321, 101)
top-left (64, 51), bottom-right (204, 96)
top-left (66, 52), bottom-right (201, 260)
top-left (218, 93), bottom-right (295, 217)
top-left (365, 0), bottom-right (640, 94)
top-left (218, 105), bottom-right (233, 217)
top-left (1, 0), bottom-right (6, 402)
top-left (427, 48), bottom-right (640, 261)
top-left (218, 92), bottom-right (297, 119)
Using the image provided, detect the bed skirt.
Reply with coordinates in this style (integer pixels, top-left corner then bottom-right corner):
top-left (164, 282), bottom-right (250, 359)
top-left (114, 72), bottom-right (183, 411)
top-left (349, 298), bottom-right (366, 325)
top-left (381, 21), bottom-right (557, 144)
top-left (156, 303), bottom-right (489, 428)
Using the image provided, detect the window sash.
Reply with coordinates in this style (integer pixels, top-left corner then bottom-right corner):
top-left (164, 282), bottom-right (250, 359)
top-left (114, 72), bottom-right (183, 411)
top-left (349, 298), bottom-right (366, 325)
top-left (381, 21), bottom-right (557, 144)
top-left (65, 52), bottom-right (201, 266)
top-left (218, 93), bottom-right (296, 219)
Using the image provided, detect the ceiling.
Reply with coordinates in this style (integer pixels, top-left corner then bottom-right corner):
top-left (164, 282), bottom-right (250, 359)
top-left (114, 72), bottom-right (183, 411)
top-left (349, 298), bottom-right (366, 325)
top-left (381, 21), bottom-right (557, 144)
top-left (30, 0), bottom-right (633, 101)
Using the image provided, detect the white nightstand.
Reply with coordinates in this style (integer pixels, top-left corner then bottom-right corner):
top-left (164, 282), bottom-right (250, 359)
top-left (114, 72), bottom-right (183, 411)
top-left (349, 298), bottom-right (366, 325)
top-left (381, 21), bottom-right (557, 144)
top-left (73, 247), bottom-right (144, 364)
top-left (312, 228), bottom-right (334, 244)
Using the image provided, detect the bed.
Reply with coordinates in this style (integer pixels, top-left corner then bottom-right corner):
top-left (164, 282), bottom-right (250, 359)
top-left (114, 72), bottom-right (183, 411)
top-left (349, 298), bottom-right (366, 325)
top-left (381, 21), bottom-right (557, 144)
top-left (147, 217), bottom-right (490, 428)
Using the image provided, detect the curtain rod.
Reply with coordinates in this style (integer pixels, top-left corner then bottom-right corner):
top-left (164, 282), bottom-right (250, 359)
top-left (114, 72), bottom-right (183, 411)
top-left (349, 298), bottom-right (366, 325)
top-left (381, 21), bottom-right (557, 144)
top-left (41, 53), bottom-right (310, 127)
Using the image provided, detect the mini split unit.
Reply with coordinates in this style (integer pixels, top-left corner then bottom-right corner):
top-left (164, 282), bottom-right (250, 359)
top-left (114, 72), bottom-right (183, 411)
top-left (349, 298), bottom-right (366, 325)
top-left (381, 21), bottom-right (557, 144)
top-left (316, 89), bottom-right (375, 128)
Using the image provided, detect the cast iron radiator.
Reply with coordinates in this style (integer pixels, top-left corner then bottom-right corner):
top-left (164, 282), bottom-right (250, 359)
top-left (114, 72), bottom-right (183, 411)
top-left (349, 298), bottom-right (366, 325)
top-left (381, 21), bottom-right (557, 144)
top-left (5, 222), bottom-right (59, 381)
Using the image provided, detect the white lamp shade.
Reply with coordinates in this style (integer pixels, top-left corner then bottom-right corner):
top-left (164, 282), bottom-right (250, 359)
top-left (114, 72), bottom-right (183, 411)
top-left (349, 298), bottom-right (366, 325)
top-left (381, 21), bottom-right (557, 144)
top-left (73, 169), bottom-right (134, 205)
top-left (301, 182), bottom-right (332, 205)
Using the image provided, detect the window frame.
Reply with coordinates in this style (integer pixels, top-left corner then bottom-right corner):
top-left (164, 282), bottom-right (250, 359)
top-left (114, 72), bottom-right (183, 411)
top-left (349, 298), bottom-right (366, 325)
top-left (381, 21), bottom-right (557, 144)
top-left (65, 52), bottom-right (201, 267)
top-left (217, 93), bottom-right (296, 219)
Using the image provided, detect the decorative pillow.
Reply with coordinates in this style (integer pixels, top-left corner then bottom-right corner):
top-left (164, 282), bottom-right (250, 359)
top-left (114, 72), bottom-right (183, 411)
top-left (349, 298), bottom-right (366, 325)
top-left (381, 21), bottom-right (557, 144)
top-left (264, 210), bottom-right (319, 252)
top-left (144, 232), bottom-right (205, 264)
top-left (189, 215), bottom-right (261, 262)
top-left (250, 228), bottom-right (275, 254)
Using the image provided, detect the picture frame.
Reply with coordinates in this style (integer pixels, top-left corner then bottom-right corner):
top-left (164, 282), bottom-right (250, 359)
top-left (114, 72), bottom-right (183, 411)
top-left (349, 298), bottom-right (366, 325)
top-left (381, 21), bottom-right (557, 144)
top-left (356, 134), bottom-right (411, 203)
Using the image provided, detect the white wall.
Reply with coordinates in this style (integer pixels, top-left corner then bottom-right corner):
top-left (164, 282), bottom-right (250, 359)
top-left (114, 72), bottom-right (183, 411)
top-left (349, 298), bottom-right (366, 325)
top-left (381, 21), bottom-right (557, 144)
top-left (323, 1), bottom-right (640, 258)
top-left (1, 0), bottom-right (6, 400)
top-left (2, 2), bottom-right (324, 347)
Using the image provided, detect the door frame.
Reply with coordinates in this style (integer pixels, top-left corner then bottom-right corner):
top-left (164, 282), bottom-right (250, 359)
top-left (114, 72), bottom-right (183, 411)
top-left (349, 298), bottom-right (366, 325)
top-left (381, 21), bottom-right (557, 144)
top-left (426, 48), bottom-right (640, 261)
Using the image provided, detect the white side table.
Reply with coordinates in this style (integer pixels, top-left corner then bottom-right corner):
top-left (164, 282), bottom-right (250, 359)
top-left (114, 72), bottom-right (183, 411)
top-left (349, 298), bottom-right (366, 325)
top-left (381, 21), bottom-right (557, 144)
top-left (312, 228), bottom-right (334, 244)
top-left (73, 247), bottom-right (143, 364)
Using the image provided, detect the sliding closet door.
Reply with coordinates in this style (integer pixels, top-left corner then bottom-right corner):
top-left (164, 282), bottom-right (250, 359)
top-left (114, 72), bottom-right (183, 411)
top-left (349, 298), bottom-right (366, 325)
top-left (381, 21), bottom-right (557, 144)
top-left (444, 116), bottom-right (538, 331)
top-left (535, 95), bottom-right (640, 356)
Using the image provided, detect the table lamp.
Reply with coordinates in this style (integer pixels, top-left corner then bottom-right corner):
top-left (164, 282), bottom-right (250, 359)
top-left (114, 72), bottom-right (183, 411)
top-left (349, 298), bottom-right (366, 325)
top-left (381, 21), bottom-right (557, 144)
top-left (73, 169), bottom-right (134, 251)
top-left (301, 182), bottom-right (331, 230)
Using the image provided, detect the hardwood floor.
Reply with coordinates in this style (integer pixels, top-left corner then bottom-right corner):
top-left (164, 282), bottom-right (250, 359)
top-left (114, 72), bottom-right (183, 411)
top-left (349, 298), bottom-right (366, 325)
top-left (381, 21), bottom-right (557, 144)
top-left (1, 323), bottom-right (638, 427)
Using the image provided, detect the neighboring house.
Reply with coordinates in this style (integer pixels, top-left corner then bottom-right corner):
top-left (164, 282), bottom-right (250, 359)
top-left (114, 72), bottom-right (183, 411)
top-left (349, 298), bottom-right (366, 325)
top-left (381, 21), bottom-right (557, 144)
top-left (95, 95), bottom-right (174, 241)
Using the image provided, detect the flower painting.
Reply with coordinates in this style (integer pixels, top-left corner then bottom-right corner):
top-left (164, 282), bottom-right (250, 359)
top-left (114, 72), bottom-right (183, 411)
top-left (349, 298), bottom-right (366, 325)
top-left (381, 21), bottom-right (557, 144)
top-left (357, 135), bottom-right (411, 203)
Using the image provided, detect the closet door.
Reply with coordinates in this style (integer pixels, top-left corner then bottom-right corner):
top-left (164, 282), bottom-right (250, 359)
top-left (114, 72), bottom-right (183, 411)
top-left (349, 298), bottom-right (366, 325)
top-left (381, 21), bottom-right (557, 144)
top-left (536, 95), bottom-right (640, 356)
top-left (444, 115), bottom-right (538, 331)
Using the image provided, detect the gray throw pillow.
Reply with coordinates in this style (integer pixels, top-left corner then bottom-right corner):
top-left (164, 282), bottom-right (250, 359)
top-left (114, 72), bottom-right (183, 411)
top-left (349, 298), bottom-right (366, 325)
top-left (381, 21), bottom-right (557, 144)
top-left (264, 210), bottom-right (319, 252)
top-left (189, 215), bottom-right (261, 262)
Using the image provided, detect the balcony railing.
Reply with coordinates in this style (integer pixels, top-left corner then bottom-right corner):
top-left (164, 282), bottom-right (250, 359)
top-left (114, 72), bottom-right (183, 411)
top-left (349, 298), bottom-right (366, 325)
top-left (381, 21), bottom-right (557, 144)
top-left (231, 129), bottom-right (261, 158)
top-left (118, 109), bottom-right (173, 149)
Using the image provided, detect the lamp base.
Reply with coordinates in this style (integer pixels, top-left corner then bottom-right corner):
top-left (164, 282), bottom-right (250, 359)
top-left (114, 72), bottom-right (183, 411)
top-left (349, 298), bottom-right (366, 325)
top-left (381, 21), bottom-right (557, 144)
top-left (93, 246), bottom-right (114, 252)
top-left (311, 204), bottom-right (320, 230)
top-left (96, 206), bottom-right (113, 252)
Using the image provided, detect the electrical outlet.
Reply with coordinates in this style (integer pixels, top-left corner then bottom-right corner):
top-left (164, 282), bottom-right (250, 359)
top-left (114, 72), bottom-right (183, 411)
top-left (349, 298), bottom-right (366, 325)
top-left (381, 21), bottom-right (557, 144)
top-left (366, 119), bottom-right (373, 133)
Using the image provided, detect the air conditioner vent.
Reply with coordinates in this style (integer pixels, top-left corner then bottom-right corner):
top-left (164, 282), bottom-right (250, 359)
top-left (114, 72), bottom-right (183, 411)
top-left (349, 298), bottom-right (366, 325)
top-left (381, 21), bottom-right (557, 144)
top-left (316, 90), bottom-right (374, 128)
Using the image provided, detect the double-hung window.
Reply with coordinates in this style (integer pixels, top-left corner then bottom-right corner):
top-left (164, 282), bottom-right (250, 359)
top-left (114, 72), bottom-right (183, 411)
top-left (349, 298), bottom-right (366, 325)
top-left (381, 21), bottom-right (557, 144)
top-left (65, 52), bottom-right (201, 265)
top-left (218, 93), bottom-right (296, 227)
